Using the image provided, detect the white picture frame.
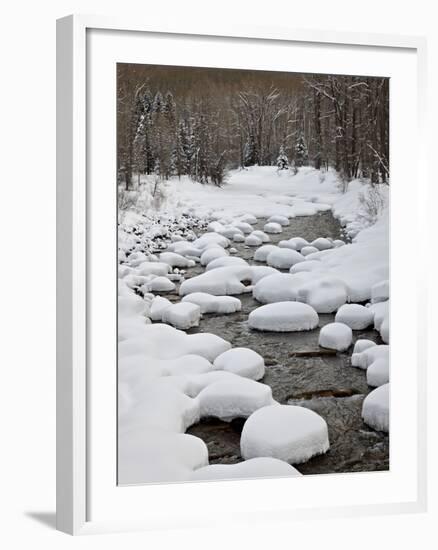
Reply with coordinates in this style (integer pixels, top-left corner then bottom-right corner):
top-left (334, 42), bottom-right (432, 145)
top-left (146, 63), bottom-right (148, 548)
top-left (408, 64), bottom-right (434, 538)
top-left (56, 14), bottom-right (428, 535)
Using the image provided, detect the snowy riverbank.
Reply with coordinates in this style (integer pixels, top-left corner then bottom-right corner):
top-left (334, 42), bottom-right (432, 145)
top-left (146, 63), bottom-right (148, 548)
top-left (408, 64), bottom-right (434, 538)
top-left (118, 166), bottom-right (390, 484)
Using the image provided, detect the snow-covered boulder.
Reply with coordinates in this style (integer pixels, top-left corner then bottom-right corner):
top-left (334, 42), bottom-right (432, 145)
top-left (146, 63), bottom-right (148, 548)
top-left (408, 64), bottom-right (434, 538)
top-left (310, 237), bottom-right (334, 251)
top-left (200, 246), bottom-right (228, 266)
top-left (193, 232), bottom-right (230, 250)
top-left (333, 239), bottom-right (346, 247)
top-left (250, 266), bottom-right (279, 284)
top-left (380, 316), bottom-right (389, 343)
top-left (281, 237), bottom-right (309, 251)
top-left (351, 344), bottom-right (389, 369)
top-left (120, 323), bottom-right (231, 362)
top-left (300, 246), bottom-right (319, 257)
top-left (146, 276), bottom-right (176, 292)
top-left (371, 280), bottom-right (389, 303)
top-left (253, 272), bottom-right (309, 304)
top-left (182, 292), bottom-right (241, 314)
top-left (335, 304), bottom-right (374, 330)
top-left (233, 233), bottom-right (245, 243)
top-left (267, 214), bottom-right (290, 226)
top-left (197, 377), bottom-right (274, 421)
top-left (352, 339), bottom-right (377, 355)
top-left (179, 266), bottom-right (253, 296)
top-left (254, 245), bottom-right (280, 262)
top-left (159, 252), bottom-right (196, 268)
top-left (362, 383), bottom-right (389, 432)
top-left (249, 302), bottom-right (319, 332)
top-left (118, 431), bottom-right (208, 485)
top-left (318, 322), bottom-right (352, 352)
top-left (219, 226), bottom-right (244, 239)
top-left (241, 405), bottom-right (330, 464)
top-left (264, 222), bottom-right (283, 234)
top-left (366, 358), bottom-right (389, 387)
top-left (162, 302), bottom-right (201, 330)
top-left (234, 222), bottom-right (254, 234)
top-left (159, 355), bottom-right (214, 376)
top-left (190, 457), bottom-right (301, 481)
top-left (267, 249), bottom-right (305, 269)
top-left (150, 296), bottom-right (172, 321)
top-left (205, 256), bottom-right (248, 271)
top-left (167, 241), bottom-right (203, 257)
top-left (290, 260), bottom-right (323, 274)
top-left (368, 300), bottom-right (389, 330)
top-left (245, 234), bottom-right (263, 247)
top-left (296, 276), bottom-right (348, 313)
top-left (137, 262), bottom-right (171, 277)
top-left (213, 347), bottom-right (265, 381)
top-left (240, 214), bottom-right (257, 225)
top-left (251, 230), bottom-right (270, 243)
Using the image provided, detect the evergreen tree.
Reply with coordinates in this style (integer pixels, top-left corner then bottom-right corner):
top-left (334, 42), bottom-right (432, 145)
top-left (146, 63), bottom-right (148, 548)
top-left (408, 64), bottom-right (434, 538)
top-left (295, 133), bottom-right (308, 167)
top-left (276, 145), bottom-right (289, 170)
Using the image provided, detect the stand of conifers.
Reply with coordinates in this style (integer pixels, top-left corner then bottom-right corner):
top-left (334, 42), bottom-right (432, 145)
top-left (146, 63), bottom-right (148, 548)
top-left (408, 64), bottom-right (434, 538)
top-left (117, 65), bottom-right (389, 189)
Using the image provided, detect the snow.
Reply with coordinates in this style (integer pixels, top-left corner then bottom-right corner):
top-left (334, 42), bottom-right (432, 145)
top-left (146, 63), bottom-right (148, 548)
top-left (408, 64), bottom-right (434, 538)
top-left (197, 377), bottom-right (274, 421)
top-left (253, 272), bottom-right (308, 303)
top-left (264, 222), bottom-right (283, 234)
top-left (241, 404), bottom-right (330, 464)
top-left (266, 248), bottom-right (305, 269)
top-left (301, 245), bottom-right (319, 256)
top-left (245, 234), bottom-right (262, 246)
top-left (250, 230), bottom-right (271, 243)
top-left (267, 214), bottom-right (290, 226)
top-left (190, 457), bottom-right (301, 481)
top-left (213, 347), bottom-right (265, 381)
top-left (200, 246), bottom-right (228, 266)
top-left (233, 233), bottom-right (245, 243)
top-left (193, 232), bottom-right (230, 250)
top-left (137, 261), bottom-right (171, 277)
top-left (240, 214), bottom-right (257, 225)
top-left (310, 237), bottom-right (334, 251)
top-left (351, 344), bottom-right (390, 370)
top-left (150, 296), bottom-right (172, 321)
top-left (362, 383), bottom-right (389, 432)
top-left (371, 280), bottom-right (390, 303)
top-left (145, 276), bottom-right (176, 292)
top-left (250, 266), bottom-right (279, 284)
top-left (182, 292), bottom-right (241, 314)
top-left (234, 222), bottom-right (254, 234)
top-left (335, 304), bottom-right (374, 330)
top-left (159, 251), bottom-right (196, 268)
top-left (118, 430), bottom-right (209, 485)
top-left (249, 302), bottom-right (319, 332)
top-left (120, 323), bottom-right (231, 362)
top-left (167, 241), bottom-right (203, 257)
top-left (367, 358), bottom-right (390, 387)
top-left (205, 256), bottom-right (248, 270)
top-left (179, 265), bottom-right (253, 296)
top-left (162, 302), bottom-right (201, 329)
top-left (118, 166), bottom-right (390, 484)
top-left (353, 339), bottom-right (377, 355)
top-left (318, 322), bottom-right (353, 352)
top-left (295, 275), bottom-right (348, 313)
top-left (254, 244), bottom-right (280, 262)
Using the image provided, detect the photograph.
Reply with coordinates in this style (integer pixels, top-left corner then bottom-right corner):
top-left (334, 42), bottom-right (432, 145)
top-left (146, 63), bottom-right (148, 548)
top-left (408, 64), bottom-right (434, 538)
top-left (117, 63), bottom-right (390, 486)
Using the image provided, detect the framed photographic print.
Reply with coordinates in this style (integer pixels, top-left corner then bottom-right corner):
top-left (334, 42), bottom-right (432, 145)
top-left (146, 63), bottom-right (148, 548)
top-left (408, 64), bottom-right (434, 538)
top-left (56, 15), bottom-right (427, 535)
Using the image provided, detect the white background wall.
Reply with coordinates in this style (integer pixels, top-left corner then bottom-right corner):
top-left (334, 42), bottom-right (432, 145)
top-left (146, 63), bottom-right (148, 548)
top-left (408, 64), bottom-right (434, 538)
top-left (0, 1), bottom-right (435, 548)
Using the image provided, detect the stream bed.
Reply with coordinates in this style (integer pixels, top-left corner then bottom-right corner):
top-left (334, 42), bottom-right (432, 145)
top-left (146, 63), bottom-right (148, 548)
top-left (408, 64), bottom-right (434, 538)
top-left (165, 211), bottom-right (389, 475)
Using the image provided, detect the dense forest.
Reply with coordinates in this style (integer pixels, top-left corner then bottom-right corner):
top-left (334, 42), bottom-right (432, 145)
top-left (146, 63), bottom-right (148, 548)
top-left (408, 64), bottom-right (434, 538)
top-left (117, 64), bottom-right (389, 189)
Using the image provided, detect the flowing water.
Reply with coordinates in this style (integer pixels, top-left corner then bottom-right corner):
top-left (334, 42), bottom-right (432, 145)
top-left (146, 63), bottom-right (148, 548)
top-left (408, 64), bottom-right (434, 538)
top-left (166, 211), bottom-right (389, 475)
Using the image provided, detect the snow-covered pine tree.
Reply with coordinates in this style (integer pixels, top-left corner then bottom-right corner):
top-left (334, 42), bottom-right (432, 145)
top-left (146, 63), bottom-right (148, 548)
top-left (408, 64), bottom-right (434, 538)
top-left (276, 145), bottom-right (289, 170)
top-left (295, 133), bottom-right (308, 167)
